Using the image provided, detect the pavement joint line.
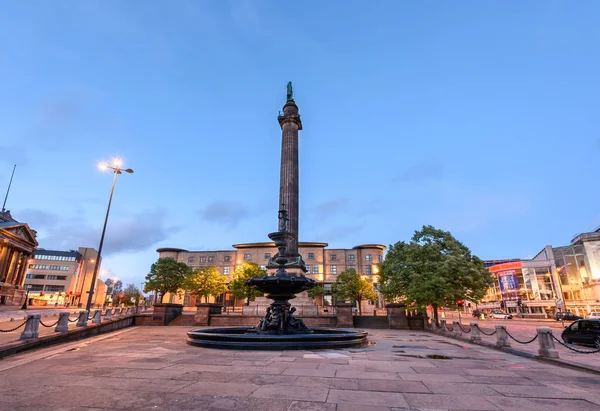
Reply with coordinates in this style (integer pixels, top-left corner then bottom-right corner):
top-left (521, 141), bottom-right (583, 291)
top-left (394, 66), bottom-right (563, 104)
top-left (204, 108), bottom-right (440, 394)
top-left (0, 326), bottom-right (138, 372)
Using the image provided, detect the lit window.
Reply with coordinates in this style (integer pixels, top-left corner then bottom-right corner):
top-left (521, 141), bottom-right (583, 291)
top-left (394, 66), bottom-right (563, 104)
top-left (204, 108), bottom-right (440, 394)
top-left (244, 254), bottom-right (251, 261)
top-left (331, 265), bottom-right (337, 274)
top-left (307, 252), bottom-right (315, 259)
top-left (25, 274), bottom-right (34, 279)
top-left (47, 275), bottom-right (57, 280)
top-left (223, 267), bottom-right (230, 275)
top-left (365, 254), bottom-right (372, 262)
top-left (260, 265), bottom-right (267, 271)
top-left (312, 265), bottom-right (319, 274)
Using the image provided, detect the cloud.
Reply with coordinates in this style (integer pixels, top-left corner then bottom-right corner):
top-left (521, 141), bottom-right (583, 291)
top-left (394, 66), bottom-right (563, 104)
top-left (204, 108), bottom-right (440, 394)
top-left (316, 225), bottom-right (365, 241)
top-left (25, 208), bottom-right (175, 256)
top-left (313, 198), bottom-right (347, 220)
top-left (393, 159), bottom-right (444, 183)
top-left (200, 201), bottom-right (249, 228)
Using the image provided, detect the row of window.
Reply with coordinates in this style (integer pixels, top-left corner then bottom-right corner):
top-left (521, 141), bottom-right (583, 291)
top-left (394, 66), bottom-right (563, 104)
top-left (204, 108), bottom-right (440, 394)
top-left (34, 255), bottom-right (77, 262)
top-left (27, 284), bottom-right (65, 292)
top-left (188, 253), bottom-right (382, 263)
top-left (25, 274), bottom-right (68, 280)
top-left (28, 264), bottom-right (70, 271)
top-left (192, 265), bottom-right (374, 276)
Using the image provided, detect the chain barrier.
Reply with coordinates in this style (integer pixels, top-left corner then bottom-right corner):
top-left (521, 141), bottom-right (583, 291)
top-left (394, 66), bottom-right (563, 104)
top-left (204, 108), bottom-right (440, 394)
top-left (551, 334), bottom-right (600, 354)
top-left (39, 318), bottom-right (60, 328)
top-left (68, 317), bottom-right (79, 323)
top-left (477, 326), bottom-right (497, 336)
top-left (0, 318), bottom-right (30, 333)
top-left (505, 330), bottom-right (538, 344)
top-left (444, 323), bottom-right (454, 332)
top-left (458, 323), bottom-right (471, 333)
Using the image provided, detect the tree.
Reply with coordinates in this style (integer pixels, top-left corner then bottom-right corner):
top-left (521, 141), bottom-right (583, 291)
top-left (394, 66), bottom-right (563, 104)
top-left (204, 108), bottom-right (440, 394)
top-left (104, 278), bottom-right (123, 304)
top-left (122, 284), bottom-right (141, 306)
top-left (230, 262), bottom-right (264, 305)
top-left (144, 258), bottom-right (190, 303)
top-left (379, 225), bottom-right (494, 325)
top-left (307, 285), bottom-right (326, 299)
top-left (183, 266), bottom-right (229, 303)
top-left (332, 268), bottom-right (377, 315)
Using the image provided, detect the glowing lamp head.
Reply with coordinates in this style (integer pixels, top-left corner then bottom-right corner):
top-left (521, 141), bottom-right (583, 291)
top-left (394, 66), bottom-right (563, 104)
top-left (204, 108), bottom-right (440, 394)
top-left (98, 162), bottom-right (109, 171)
top-left (112, 158), bottom-right (122, 167)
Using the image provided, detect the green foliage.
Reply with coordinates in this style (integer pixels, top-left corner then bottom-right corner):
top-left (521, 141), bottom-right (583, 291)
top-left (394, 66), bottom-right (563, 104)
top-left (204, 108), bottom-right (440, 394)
top-left (104, 278), bottom-right (123, 303)
top-left (122, 283), bottom-right (141, 306)
top-left (307, 285), bottom-right (326, 299)
top-left (144, 258), bottom-right (191, 303)
top-left (230, 262), bottom-right (265, 304)
top-left (183, 266), bottom-right (229, 303)
top-left (379, 225), bottom-right (494, 323)
top-left (332, 268), bottom-right (377, 314)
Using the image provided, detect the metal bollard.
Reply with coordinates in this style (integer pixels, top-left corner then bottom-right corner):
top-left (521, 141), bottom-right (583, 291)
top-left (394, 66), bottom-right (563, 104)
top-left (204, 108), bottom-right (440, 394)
top-left (55, 312), bottom-right (69, 333)
top-left (452, 321), bottom-right (462, 337)
top-left (20, 314), bottom-right (41, 340)
top-left (440, 319), bottom-right (447, 333)
top-left (92, 310), bottom-right (102, 324)
top-left (104, 308), bottom-right (113, 321)
top-left (76, 310), bottom-right (89, 327)
top-left (495, 325), bottom-right (510, 348)
top-left (470, 322), bottom-right (482, 342)
top-left (537, 327), bottom-right (559, 358)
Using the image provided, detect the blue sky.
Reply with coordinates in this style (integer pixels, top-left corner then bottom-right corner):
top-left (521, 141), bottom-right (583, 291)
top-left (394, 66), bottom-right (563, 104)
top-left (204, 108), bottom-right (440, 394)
top-left (1, 2), bottom-right (599, 287)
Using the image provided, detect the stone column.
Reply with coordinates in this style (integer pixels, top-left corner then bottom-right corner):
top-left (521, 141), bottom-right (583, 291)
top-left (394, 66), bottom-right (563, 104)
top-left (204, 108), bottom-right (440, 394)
top-left (440, 319), bottom-right (448, 334)
top-left (470, 322), bottom-right (482, 342)
top-left (20, 314), bottom-right (41, 339)
top-left (14, 253), bottom-right (28, 287)
top-left (336, 303), bottom-right (354, 328)
top-left (0, 244), bottom-right (10, 282)
top-left (55, 312), bottom-right (70, 332)
top-left (386, 303), bottom-right (409, 329)
top-left (4, 250), bottom-right (19, 285)
top-left (537, 327), bottom-right (559, 358)
top-left (277, 99), bottom-right (302, 257)
top-left (495, 325), bottom-right (511, 348)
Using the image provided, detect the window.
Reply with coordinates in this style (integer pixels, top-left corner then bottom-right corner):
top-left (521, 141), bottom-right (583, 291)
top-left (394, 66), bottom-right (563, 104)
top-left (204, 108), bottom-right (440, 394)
top-left (307, 252), bottom-right (315, 260)
top-left (312, 265), bottom-right (319, 274)
top-left (57, 276), bottom-right (67, 280)
top-left (188, 257), bottom-right (195, 263)
top-left (260, 265), bottom-right (267, 271)
top-left (330, 254), bottom-right (337, 261)
top-left (330, 265), bottom-right (337, 274)
top-left (348, 265), bottom-right (355, 270)
top-left (47, 275), bottom-right (57, 280)
top-left (366, 265), bottom-right (372, 275)
top-left (223, 267), bottom-right (230, 275)
top-left (224, 256), bottom-right (231, 262)
top-left (34, 274), bottom-right (45, 279)
top-left (348, 255), bottom-right (355, 261)
top-left (28, 284), bottom-right (44, 291)
top-left (244, 254), bottom-right (251, 261)
top-left (25, 274), bottom-right (34, 279)
top-left (208, 256), bottom-right (215, 263)
top-left (45, 285), bottom-right (65, 292)
top-left (29, 264), bottom-right (48, 270)
top-left (378, 255), bottom-right (383, 262)
top-left (200, 256), bottom-right (206, 263)
top-left (365, 254), bottom-right (372, 262)
top-left (264, 253), bottom-right (271, 260)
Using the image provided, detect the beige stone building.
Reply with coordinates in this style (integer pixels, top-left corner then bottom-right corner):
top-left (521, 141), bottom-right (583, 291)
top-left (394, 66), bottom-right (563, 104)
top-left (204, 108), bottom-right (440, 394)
top-left (24, 247), bottom-right (106, 308)
top-left (0, 210), bottom-right (38, 306)
top-left (157, 242), bottom-right (386, 309)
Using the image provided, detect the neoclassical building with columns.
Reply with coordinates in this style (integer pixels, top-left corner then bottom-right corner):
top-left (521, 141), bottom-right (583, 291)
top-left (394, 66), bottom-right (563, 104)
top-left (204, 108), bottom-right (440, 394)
top-left (0, 210), bottom-right (38, 305)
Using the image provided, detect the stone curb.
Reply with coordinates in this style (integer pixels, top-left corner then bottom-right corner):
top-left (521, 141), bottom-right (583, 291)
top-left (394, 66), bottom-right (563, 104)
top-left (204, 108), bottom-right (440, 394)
top-left (426, 328), bottom-right (600, 375)
top-left (0, 315), bottom-right (137, 360)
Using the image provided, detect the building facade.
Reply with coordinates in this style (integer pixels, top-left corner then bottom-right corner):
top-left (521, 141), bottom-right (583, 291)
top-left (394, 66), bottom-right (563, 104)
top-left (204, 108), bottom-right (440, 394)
top-left (0, 210), bottom-right (38, 306)
top-left (479, 227), bottom-right (600, 317)
top-left (157, 242), bottom-right (386, 308)
top-left (24, 247), bottom-right (106, 307)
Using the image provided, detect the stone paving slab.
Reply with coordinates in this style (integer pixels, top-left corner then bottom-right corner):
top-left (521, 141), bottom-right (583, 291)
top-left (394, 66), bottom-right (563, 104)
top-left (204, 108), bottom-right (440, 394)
top-left (0, 326), bottom-right (599, 410)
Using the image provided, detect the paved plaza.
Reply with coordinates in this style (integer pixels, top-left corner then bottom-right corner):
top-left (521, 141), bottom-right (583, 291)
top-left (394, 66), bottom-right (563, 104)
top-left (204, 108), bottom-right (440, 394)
top-left (0, 327), bottom-right (599, 410)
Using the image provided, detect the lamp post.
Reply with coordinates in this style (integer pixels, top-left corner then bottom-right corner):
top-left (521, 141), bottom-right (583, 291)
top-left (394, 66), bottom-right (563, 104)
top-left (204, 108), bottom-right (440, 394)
top-left (21, 284), bottom-right (32, 310)
top-left (85, 159), bottom-right (133, 312)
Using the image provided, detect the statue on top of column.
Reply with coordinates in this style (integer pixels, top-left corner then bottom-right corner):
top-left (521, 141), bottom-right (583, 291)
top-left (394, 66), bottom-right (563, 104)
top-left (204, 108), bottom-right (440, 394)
top-left (286, 81), bottom-right (293, 101)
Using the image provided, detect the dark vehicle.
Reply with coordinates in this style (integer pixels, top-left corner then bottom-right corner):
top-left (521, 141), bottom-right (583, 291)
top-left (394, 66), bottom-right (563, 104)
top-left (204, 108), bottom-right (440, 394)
top-left (472, 309), bottom-right (483, 318)
top-left (555, 312), bottom-right (583, 321)
top-left (561, 319), bottom-right (600, 346)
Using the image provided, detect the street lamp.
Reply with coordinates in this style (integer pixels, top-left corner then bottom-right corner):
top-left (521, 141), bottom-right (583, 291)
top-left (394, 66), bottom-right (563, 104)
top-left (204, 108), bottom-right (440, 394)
top-left (21, 284), bottom-right (33, 310)
top-left (85, 158), bottom-right (134, 312)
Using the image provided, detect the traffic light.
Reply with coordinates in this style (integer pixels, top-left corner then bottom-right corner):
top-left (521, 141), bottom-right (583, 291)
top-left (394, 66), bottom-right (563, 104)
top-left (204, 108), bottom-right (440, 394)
top-left (457, 300), bottom-right (464, 308)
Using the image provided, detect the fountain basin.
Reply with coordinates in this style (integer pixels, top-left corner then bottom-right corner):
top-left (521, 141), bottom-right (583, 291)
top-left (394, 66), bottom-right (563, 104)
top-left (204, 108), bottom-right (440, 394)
top-left (187, 327), bottom-right (368, 350)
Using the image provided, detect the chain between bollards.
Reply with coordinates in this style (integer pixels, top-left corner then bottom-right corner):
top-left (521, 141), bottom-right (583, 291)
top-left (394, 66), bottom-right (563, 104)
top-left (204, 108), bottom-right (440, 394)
top-left (550, 334), bottom-right (600, 354)
top-left (0, 318), bottom-right (30, 333)
top-left (504, 329), bottom-right (538, 344)
top-left (478, 326), bottom-right (497, 336)
top-left (457, 323), bottom-right (471, 333)
top-left (39, 318), bottom-right (60, 328)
